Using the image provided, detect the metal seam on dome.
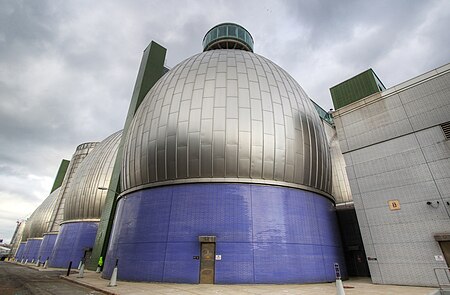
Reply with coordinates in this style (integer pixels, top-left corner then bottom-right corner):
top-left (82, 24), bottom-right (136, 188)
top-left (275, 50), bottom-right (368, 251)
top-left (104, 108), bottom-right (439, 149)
top-left (118, 178), bottom-right (335, 202)
top-left (60, 219), bottom-right (100, 225)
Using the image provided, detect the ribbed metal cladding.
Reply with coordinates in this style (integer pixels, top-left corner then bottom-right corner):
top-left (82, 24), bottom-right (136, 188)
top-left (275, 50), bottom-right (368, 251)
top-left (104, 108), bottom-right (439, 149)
top-left (10, 220), bottom-right (26, 256)
top-left (47, 142), bottom-right (98, 233)
top-left (21, 187), bottom-right (61, 241)
top-left (122, 50), bottom-right (332, 197)
top-left (322, 122), bottom-right (352, 203)
top-left (63, 131), bottom-right (122, 221)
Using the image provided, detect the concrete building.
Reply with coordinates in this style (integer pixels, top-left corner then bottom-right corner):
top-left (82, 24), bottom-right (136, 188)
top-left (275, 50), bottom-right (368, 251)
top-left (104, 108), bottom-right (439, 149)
top-left (331, 64), bottom-right (450, 286)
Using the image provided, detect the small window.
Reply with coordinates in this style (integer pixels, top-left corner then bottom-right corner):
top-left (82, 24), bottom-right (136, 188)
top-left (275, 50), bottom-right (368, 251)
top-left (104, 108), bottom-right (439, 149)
top-left (238, 28), bottom-right (244, 40)
top-left (227, 25), bottom-right (237, 37)
top-left (441, 121), bottom-right (450, 140)
top-left (218, 26), bottom-right (226, 37)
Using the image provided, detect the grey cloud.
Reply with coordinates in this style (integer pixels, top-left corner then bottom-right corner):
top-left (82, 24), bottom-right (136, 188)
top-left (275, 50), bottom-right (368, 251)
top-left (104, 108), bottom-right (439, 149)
top-left (0, 0), bottom-right (448, 242)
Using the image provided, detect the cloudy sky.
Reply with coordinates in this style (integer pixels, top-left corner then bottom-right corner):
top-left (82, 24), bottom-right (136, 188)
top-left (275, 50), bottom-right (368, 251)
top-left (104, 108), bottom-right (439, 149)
top-left (1, 0), bottom-right (449, 243)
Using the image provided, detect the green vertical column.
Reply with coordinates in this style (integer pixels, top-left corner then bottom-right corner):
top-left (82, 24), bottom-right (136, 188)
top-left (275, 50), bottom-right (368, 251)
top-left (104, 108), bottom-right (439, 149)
top-left (88, 41), bottom-right (167, 270)
top-left (50, 159), bottom-right (70, 193)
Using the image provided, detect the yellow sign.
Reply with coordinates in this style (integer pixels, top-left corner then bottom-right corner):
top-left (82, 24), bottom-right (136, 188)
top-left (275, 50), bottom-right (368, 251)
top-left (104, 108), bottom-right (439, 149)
top-left (388, 200), bottom-right (400, 210)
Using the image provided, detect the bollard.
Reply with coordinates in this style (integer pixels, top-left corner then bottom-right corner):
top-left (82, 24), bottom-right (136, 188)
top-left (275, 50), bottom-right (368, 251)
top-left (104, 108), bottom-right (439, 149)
top-left (66, 261), bottom-right (73, 276)
top-left (108, 259), bottom-right (119, 287)
top-left (77, 260), bottom-right (82, 270)
top-left (35, 258), bottom-right (40, 267)
top-left (43, 258), bottom-right (48, 269)
top-left (77, 262), bottom-right (85, 278)
top-left (21, 258), bottom-right (24, 264)
top-left (24, 259), bottom-right (28, 264)
top-left (334, 263), bottom-right (345, 295)
top-left (336, 278), bottom-right (345, 295)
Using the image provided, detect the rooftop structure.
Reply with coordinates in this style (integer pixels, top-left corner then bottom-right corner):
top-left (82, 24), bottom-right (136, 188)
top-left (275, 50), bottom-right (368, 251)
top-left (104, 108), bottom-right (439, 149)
top-left (203, 23), bottom-right (254, 52)
top-left (330, 68), bottom-right (386, 109)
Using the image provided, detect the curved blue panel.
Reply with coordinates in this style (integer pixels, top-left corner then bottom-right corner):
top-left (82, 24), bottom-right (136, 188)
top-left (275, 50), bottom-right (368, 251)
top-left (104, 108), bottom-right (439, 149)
top-left (49, 221), bottom-right (98, 268)
top-left (103, 184), bottom-right (346, 284)
top-left (15, 242), bottom-right (26, 260)
top-left (23, 239), bottom-right (42, 261)
top-left (38, 233), bottom-right (58, 262)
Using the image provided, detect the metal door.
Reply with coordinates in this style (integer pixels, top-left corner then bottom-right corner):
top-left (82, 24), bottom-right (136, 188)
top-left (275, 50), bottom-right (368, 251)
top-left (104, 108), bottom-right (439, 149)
top-left (199, 242), bottom-right (215, 284)
top-left (440, 241), bottom-right (450, 267)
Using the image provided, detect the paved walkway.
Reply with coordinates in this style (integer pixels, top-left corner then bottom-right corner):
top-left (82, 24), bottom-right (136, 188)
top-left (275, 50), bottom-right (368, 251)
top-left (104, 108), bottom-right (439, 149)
top-left (9, 261), bottom-right (437, 295)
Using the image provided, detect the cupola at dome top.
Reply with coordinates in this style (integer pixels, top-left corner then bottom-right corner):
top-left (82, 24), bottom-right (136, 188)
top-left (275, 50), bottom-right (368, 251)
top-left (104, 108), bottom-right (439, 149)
top-left (202, 23), bottom-right (254, 52)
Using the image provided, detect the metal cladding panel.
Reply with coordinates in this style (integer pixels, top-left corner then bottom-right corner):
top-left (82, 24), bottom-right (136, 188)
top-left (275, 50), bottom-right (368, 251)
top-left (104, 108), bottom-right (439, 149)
top-left (10, 220), bottom-right (26, 257)
top-left (49, 222), bottom-right (98, 268)
top-left (64, 131), bottom-right (122, 221)
top-left (15, 242), bottom-right (26, 260)
top-left (322, 122), bottom-right (352, 203)
top-left (121, 50), bottom-right (332, 197)
top-left (22, 187), bottom-right (61, 241)
top-left (48, 142), bottom-right (98, 233)
top-left (22, 239), bottom-right (42, 261)
top-left (102, 183), bottom-right (346, 283)
top-left (37, 234), bottom-right (58, 262)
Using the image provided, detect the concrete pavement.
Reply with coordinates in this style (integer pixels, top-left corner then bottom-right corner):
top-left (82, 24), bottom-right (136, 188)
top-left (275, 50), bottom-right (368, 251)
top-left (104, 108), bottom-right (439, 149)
top-left (0, 261), bottom-right (102, 295)
top-left (7, 260), bottom-right (438, 295)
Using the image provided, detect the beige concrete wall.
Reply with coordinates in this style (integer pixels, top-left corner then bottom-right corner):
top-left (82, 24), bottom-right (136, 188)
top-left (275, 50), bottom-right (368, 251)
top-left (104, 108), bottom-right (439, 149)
top-left (333, 63), bottom-right (450, 286)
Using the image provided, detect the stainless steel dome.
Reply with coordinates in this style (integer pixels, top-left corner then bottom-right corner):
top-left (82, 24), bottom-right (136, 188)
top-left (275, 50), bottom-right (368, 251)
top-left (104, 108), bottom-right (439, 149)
top-left (21, 187), bottom-right (60, 241)
top-left (122, 50), bottom-right (332, 198)
top-left (63, 131), bottom-right (122, 222)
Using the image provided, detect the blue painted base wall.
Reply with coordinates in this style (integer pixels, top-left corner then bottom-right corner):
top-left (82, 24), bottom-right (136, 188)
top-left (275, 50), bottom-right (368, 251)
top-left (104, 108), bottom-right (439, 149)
top-left (15, 242), bottom-right (26, 260)
top-left (103, 183), bottom-right (346, 284)
top-left (38, 233), bottom-right (58, 262)
top-left (23, 239), bottom-right (42, 261)
top-left (49, 221), bottom-right (98, 268)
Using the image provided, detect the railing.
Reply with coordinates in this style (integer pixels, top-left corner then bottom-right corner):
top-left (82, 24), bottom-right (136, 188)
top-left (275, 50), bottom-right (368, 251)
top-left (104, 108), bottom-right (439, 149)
top-left (434, 267), bottom-right (450, 293)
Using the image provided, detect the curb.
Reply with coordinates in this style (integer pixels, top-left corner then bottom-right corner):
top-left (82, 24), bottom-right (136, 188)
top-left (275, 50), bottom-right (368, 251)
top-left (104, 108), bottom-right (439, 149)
top-left (60, 275), bottom-right (118, 295)
top-left (13, 262), bottom-right (78, 273)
